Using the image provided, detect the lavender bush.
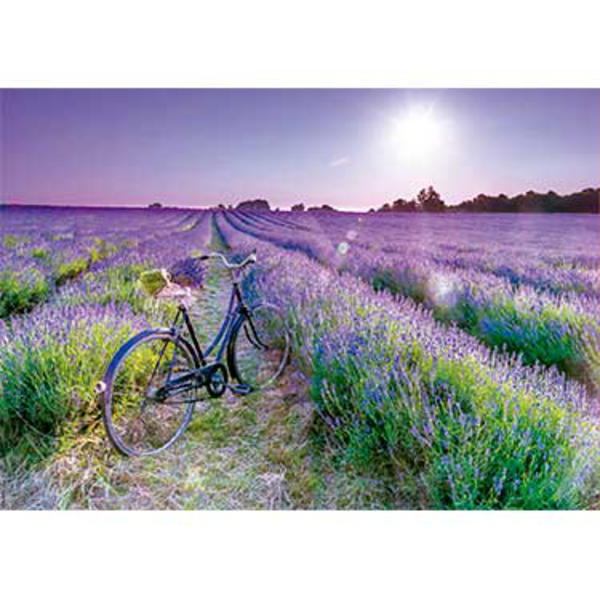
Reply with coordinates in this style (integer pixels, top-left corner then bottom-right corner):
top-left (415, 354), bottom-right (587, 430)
top-left (217, 212), bottom-right (599, 509)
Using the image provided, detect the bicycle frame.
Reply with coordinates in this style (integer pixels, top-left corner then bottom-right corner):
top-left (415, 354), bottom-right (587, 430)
top-left (152, 277), bottom-right (255, 401)
top-left (174, 277), bottom-right (250, 364)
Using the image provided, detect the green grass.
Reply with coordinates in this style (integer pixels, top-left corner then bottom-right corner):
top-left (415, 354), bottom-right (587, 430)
top-left (2, 234), bottom-right (30, 249)
top-left (0, 269), bottom-right (50, 319)
top-left (371, 266), bottom-right (599, 391)
top-left (0, 318), bottom-right (138, 468)
top-left (31, 247), bottom-right (52, 265)
top-left (53, 238), bottom-right (121, 285)
top-left (88, 237), bottom-right (119, 265)
top-left (54, 257), bottom-right (89, 285)
top-left (50, 233), bottom-right (75, 242)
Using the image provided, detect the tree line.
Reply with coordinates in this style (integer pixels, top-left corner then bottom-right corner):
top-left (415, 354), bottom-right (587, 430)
top-left (375, 187), bottom-right (600, 213)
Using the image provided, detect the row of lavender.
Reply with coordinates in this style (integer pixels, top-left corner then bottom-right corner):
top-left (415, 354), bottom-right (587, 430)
top-left (0, 207), bottom-right (212, 465)
top-left (215, 211), bottom-right (599, 509)
top-left (307, 211), bottom-right (600, 306)
top-left (0, 207), bottom-right (207, 318)
top-left (224, 210), bottom-right (600, 393)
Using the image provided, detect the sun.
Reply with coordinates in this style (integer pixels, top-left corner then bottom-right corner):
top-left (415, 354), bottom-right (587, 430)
top-left (393, 106), bottom-right (447, 160)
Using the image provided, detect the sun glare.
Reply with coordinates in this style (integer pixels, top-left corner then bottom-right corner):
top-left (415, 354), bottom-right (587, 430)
top-left (393, 106), bottom-right (448, 160)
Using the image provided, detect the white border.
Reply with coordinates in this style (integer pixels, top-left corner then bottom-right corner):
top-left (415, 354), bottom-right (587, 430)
top-left (0, 64), bottom-right (600, 88)
top-left (0, 64), bottom-right (600, 536)
top-left (0, 512), bottom-right (600, 537)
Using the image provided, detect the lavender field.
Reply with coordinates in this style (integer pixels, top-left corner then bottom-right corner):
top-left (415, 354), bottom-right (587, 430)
top-left (1, 205), bottom-right (599, 509)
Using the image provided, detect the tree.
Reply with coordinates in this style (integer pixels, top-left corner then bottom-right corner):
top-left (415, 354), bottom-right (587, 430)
top-left (378, 198), bottom-right (419, 213)
top-left (392, 198), bottom-right (418, 212)
top-left (148, 202), bottom-right (163, 209)
top-left (452, 187), bottom-right (599, 213)
top-left (291, 203), bottom-right (305, 212)
top-left (415, 186), bottom-right (446, 212)
top-left (307, 204), bottom-right (337, 212)
top-left (237, 199), bottom-right (271, 211)
top-left (392, 198), bottom-right (409, 211)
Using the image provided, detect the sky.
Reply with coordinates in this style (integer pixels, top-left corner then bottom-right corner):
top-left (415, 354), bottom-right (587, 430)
top-left (0, 89), bottom-right (598, 211)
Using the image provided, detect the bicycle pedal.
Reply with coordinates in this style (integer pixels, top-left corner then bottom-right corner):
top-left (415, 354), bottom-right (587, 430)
top-left (229, 383), bottom-right (253, 396)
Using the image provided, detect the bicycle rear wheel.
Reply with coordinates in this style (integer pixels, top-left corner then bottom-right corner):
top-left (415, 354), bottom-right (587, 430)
top-left (100, 330), bottom-right (197, 457)
top-left (227, 303), bottom-right (290, 392)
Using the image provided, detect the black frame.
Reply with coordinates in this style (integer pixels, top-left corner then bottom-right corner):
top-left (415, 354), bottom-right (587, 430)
top-left (178, 277), bottom-right (248, 366)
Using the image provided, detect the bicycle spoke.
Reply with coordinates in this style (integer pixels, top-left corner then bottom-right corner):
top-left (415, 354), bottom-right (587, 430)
top-left (104, 333), bottom-right (197, 456)
top-left (230, 304), bottom-right (290, 391)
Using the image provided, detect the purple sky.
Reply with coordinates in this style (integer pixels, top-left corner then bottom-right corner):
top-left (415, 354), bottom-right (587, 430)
top-left (0, 89), bottom-right (598, 210)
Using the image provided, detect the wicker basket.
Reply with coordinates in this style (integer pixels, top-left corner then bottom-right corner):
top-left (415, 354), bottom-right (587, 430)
top-left (138, 257), bottom-right (206, 303)
top-left (139, 269), bottom-right (172, 297)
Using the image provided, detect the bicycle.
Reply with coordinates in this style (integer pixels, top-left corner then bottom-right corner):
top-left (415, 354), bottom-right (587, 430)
top-left (96, 250), bottom-right (291, 457)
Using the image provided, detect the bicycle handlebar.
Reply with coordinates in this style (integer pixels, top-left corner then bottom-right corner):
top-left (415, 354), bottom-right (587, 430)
top-left (198, 250), bottom-right (257, 270)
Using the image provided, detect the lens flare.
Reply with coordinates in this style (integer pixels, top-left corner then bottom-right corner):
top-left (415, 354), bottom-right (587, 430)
top-left (337, 242), bottom-right (350, 255)
top-left (429, 273), bottom-right (460, 308)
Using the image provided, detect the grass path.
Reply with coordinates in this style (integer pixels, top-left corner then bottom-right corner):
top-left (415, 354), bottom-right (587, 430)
top-left (1, 230), bottom-right (403, 509)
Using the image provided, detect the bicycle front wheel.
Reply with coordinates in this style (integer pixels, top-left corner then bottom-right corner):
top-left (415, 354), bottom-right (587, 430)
top-left (101, 330), bottom-right (197, 457)
top-left (228, 303), bottom-right (291, 392)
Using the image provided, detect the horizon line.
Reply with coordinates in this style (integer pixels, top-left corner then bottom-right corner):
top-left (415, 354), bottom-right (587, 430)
top-left (1, 185), bottom-right (598, 213)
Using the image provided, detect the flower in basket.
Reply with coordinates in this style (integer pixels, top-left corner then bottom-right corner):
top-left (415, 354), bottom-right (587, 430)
top-left (168, 257), bottom-right (206, 289)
